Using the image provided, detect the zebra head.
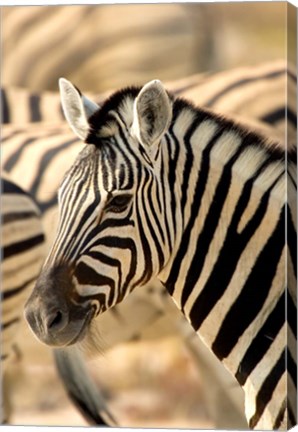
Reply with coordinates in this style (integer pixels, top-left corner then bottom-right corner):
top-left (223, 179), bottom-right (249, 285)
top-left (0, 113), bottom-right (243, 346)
top-left (25, 78), bottom-right (174, 347)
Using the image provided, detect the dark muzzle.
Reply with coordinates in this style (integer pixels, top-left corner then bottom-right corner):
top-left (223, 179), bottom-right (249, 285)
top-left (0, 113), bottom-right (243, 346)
top-left (24, 264), bottom-right (93, 347)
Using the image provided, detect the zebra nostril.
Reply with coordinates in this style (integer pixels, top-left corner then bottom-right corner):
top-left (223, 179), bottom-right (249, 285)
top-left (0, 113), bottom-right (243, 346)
top-left (46, 309), bottom-right (68, 333)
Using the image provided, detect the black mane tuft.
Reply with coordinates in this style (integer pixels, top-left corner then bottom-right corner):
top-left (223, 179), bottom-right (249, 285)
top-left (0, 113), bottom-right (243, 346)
top-left (88, 86), bottom-right (141, 131)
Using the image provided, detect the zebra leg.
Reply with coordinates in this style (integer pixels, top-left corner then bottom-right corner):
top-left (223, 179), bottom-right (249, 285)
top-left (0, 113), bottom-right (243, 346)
top-left (53, 346), bottom-right (117, 426)
top-left (1, 370), bottom-right (12, 424)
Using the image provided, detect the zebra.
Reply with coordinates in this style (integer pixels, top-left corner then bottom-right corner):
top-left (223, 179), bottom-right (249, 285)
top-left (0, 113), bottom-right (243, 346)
top-left (1, 122), bottom-right (248, 427)
top-left (2, 60), bottom-right (295, 427)
top-left (1, 173), bottom-right (45, 423)
top-left (23, 78), bottom-right (296, 429)
top-left (0, 120), bottom-right (249, 426)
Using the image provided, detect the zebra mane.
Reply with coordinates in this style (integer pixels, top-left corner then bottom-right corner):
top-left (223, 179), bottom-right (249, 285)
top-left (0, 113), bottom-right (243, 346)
top-left (86, 85), bottom-right (287, 163)
top-left (171, 96), bottom-right (288, 162)
top-left (88, 86), bottom-right (141, 130)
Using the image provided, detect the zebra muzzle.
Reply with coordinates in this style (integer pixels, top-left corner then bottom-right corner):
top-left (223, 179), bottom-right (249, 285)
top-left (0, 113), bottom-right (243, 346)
top-left (24, 264), bottom-right (94, 347)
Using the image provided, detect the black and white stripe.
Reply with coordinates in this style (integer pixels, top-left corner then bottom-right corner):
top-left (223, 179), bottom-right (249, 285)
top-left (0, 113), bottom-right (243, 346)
top-left (1, 173), bottom-right (45, 423)
top-left (1, 173), bottom-right (45, 364)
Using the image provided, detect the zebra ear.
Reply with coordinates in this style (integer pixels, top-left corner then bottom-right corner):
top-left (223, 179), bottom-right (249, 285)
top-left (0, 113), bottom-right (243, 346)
top-left (59, 78), bottom-right (99, 141)
top-left (132, 80), bottom-right (172, 148)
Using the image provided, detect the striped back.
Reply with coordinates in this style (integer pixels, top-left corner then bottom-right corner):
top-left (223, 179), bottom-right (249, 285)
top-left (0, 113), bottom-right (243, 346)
top-left (1, 173), bottom-right (45, 423)
top-left (2, 60), bottom-right (295, 145)
top-left (1, 172), bottom-right (45, 367)
top-left (168, 60), bottom-right (296, 146)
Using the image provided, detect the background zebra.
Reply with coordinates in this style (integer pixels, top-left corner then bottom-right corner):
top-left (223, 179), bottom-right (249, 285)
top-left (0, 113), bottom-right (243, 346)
top-left (2, 60), bottom-right (295, 240)
top-left (1, 60), bottom-right (296, 428)
top-left (2, 59), bottom-right (296, 145)
top-left (1, 173), bottom-right (45, 423)
top-left (3, 4), bottom-right (293, 94)
top-left (24, 77), bottom-right (296, 429)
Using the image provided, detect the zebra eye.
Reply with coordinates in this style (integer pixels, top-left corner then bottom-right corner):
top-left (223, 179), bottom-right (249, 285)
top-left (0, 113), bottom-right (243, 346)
top-left (106, 193), bottom-right (132, 213)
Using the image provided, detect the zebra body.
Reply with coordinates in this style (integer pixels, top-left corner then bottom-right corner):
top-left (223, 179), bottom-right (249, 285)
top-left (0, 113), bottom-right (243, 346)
top-left (2, 60), bottom-right (296, 146)
top-left (1, 173), bottom-right (45, 366)
top-left (1, 173), bottom-right (45, 423)
top-left (24, 79), bottom-right (296, 429)
top-left (169, 59), bottom-right (296, 146)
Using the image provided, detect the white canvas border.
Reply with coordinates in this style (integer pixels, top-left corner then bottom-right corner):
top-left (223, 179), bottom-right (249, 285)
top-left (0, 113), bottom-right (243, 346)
top-left (0, 1), bottom-right (297, 432)
top-left (0, 0), bottom-right (297, 7)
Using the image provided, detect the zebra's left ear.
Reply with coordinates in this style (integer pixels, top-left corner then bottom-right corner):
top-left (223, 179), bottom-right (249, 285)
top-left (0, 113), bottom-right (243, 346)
top-left (59, 78), bottom-right (99, 141)
top-left (132, 80), bottom-right (172, 148)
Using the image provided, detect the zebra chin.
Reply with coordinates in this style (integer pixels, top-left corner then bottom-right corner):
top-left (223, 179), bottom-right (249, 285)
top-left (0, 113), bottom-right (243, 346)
top-left (24, 264), bottom-right (96, 347)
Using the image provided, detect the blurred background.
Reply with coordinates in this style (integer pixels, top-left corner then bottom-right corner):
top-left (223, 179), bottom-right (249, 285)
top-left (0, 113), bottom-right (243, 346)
top-left (2, 2), bottom-right (292, 94)
top-left (1, 2), bottom-right (294, 429)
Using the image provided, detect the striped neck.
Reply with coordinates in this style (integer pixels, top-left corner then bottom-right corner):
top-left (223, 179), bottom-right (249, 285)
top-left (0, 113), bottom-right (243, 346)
top-left (157, 104), bottom-right (287, 428)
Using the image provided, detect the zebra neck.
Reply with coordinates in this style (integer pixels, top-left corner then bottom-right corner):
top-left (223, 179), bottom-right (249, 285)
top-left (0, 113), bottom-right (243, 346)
top-left (157, 109), bottom-right (287, 427)
top-left (159, 108), bottom-right (285, 296)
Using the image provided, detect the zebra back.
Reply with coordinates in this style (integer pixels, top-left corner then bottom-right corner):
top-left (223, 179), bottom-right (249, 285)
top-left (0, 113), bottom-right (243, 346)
top-left (1, 172), bottom-right (45, 423)
top-left (167, 59), bottom-right (296, 146)
top-left (2, 61), bottom-right (295, 145)
top-left (1, 172), bottom-right (45, 366)
top-left (2, 4), bottom-right (215, 93)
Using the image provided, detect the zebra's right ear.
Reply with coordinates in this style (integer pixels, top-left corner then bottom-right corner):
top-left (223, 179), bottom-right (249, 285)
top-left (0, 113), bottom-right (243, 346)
top-left (59, 78), bottom-right (99, 141)
top-left (132, 80), bottom-right (172, 148)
